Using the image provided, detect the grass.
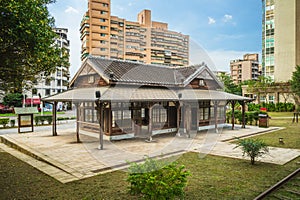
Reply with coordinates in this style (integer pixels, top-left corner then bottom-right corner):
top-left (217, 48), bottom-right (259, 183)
top-left (0, 111), bottom-right (299, 199)
top-left (250, 117), bottom-right (300, 149)
top-left (268, 112), bottom-right (295, 118)
top-left (0, 152), bottom-right (299, 200)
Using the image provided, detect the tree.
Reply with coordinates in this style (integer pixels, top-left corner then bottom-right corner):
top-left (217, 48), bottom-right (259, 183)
top-left (247, 76), bottom-right (273, 103)
top-left (3, 93), bottom-right (23, 107)
top-left (217, 73), bottom-right (242, 95)
top-left (0, 0), bottom-right (67, 93)
top-left (234, 138), bottom-right (269, 165)
top-left (290, 65), bottom-right (300, 109)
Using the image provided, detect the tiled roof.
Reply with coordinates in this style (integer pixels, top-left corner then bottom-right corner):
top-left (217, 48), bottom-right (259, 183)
top-left (43, 86), bottom-right (252, 102)
top-left (87, 56), bottom-right (202, 87)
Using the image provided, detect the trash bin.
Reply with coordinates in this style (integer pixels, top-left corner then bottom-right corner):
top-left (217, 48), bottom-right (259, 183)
top-left (258, 113), bottom-right (269, 128)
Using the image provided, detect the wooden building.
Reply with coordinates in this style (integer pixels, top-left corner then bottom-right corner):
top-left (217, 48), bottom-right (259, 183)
top-left (44, 56), bottom-right (251, 148)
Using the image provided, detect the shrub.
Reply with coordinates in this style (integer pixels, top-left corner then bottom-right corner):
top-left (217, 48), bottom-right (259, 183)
top-left (234, 138), bottom-right (269, 165)
top-left (246, 112), bottom-right (254, 125)
top-left (10, 119), bottom-right (15, 127)
top-left (34, 116), bottom-right (39, 125)
top-left (127, 157), bottom-right (190, 199)
top-left (45, 116), bottom-right (52, 124)
top-left (34, 115), bottom-right (53, 125)
top-left (0, 118), bottom-right (10, 128)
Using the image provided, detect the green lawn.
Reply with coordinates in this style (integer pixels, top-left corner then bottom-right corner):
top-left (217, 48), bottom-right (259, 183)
top-left (251, 118), bottom-right (300, 149)
top-left (268, 112), bottom-right (295, 118)
top-left (0, 152), bottom-right (299, 200)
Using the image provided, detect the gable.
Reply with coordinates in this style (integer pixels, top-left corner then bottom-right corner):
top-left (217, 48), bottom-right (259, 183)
top-left (69, 61), bottom-right (109, 88)
top-left (184, 67), bottom-right (224, 90)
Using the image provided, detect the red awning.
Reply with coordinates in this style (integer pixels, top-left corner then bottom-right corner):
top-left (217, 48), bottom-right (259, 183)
top-left (24, 98), bottom-right (41, 105)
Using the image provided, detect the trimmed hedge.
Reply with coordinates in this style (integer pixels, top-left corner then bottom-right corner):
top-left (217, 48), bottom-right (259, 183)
top-left (0, 118), bottom-right (10, 128)
top-left (34, 116), bottom-right (53, 125)
top-left (248, 102), bottom-right (295, 112)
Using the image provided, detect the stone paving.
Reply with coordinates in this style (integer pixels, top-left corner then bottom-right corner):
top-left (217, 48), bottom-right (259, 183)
top-left (0, 124), bottom-right (300, 183)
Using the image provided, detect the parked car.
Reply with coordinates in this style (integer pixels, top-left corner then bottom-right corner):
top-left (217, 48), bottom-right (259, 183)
top-left (0, 104), bottom-right (14, 114)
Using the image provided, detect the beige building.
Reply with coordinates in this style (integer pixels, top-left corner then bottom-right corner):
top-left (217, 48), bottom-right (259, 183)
top-left (80, 0), bottom-right (189, 67)
top-left (230, 53), bottom-right (260, 84)
top-left (262, 0), bottom-right (300, 82)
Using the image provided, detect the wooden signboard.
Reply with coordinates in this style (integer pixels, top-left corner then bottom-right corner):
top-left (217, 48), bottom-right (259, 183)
top-left (14, 107), bottom-right (38, 133)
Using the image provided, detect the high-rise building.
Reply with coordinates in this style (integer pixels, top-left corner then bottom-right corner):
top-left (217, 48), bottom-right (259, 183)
top-left (32, 28), bottom-right (70, 98)
top-left (262, 0), bottom-right (300, 82)
top-left (230, 53), bottom-right (260, 84)
top-left (80, 0), bottom-right (189, 67)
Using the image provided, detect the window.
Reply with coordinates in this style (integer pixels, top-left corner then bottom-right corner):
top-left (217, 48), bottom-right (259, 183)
top-left (100, 18), bottom-right (106, 22)
top-left (112, 108), bottom-right (131, 129)
top-left (100, 40), bottom-right (106, 44)
top-left (102, 3), bottom-right (108, 7)
top-left (57, 80), bottom-right (61, 86)
top-left (199, 79), bottom-right (205, 86)
top-left (100, 33), bottom-right (106, 37)
top-left (100, 11), bottom-right (108, 15)
top-left (152, 108), bottom-right (167, 123)
top-left (45, 89), bottom-right (50, 96)
top-left (88, 75), bottom-right (94, 83)
top-left (100, 26), bottom-right (107, 30)
top-left (269, 95), bottom-right (275, 103)
top-left (32, 88), bottom-right (37, 95)
top-left (45, 79), bottom-right (51, 86)
top-left (100, 48), bottom-right (106, 51)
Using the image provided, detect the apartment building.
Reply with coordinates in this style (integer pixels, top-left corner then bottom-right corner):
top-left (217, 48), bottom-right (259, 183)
top-left (230, 53), bottom-right (260, 84)
top-left (80, 0), bottom-right (189, 66)
top-left (31, 28), bottom-right (70, 98)
top-left (262, 0), bottom-right (300, 82)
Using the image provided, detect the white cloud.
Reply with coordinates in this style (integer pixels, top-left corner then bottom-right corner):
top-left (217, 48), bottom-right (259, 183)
top-left (65, 6), bottom-right (79, 14)
top-left (208, 17), bottom-right (216, 25)
top-left (223, 14), bottom-right (233, 22)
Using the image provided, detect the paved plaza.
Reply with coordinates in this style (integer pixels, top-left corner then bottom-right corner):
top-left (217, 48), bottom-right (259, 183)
top-left (0, 124), bottom-right (300, 183)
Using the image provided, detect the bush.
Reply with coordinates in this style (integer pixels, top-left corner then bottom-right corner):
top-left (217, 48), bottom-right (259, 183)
top-left (234, 138), bottom-right (269, 165)
top-left (127, 157), bottom-right (190, 199)
top-left (10, 119), bottom-right (15, 127)
top-left (34, 116), bottom-right (53, 125)
top-left (247, 102), bottom-right (295, 112)
top-left (0, 118), bottom-right (10, 128)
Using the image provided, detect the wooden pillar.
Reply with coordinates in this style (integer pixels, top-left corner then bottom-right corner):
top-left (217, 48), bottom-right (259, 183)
top-left (214, 101), bottom-right (219, 132)
top-left (176, 102), bottom-right (181, 133)
top-left (185, 105), bottom-right (191, 138)
top-left (75, 102), bottom-right (80, 143)
top-left (231, 100), bottom-right (236, 130)
top-left (52, 101), bottom-right (57, 136)
top-left (241, 101), bottom-right (246, 129)
top-left (108, 102), bottom-right (112, 136)
top-left (147, 104), bottom-right (153, 141)
top-left (95, 100), bottom-right (104, 150)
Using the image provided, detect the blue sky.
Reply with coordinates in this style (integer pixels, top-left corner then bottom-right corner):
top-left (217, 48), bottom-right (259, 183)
top-left (48, 0), bottom-right (262, 77)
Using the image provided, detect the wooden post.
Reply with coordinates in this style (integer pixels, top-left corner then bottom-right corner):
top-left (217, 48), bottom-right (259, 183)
top-left (231, 100), bottom-right (236, 130)
top-left (147, 104), bottom-right (153, 141)
top-left (185, 105), bottom-right (191, 138)
top-left (214, 101), bottom-right (219, 132)
top-left (176, 102), bottom-right (181, 134)
top-left (241, 101), bottom-right (246, 129)
top-left (52, 101), bottom-right (57, 136)
top-left (108, 102), bottom-right (112, 136)
top-left (75, 102), bottom-right (80, 143)
top-left (95, 100), bottom-right (104, 150)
